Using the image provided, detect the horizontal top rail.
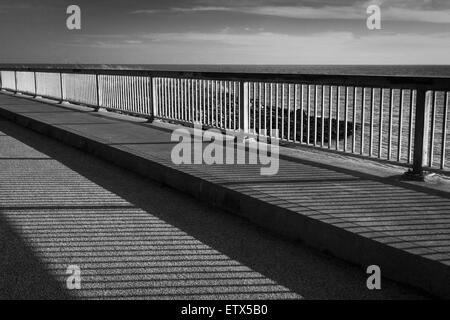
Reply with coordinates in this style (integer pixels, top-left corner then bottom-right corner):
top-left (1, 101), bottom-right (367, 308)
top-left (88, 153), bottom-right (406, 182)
top-left (1, 64), bottom-right (450, 91)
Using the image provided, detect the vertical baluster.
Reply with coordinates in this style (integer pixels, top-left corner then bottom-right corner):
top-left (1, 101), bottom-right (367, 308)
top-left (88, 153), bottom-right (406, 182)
top-left (214, 80), bottom-right (218, 127)
top-left (146, 76), bottom-right (150, 115)
top-left (379, 88), bottom-right (384, 159)
top-left (397, 89), bottom-right (404, 162)
top-left (344, 87), bottom-right (349, 152)
top-left (178, 79), bottom-right (183, 121)
top-left (123, 75), bottom-right (127, 111)
top-left (307, 85), bottom-right (311, 145)
top-left (164, 78), bottom-right (168, 118)
top-left (201, 80), bottom-right (204, 124)
top-left (177, 78), bottom-right (181, 120)
top-left (112, 75), bottom-right (117, 109)
top-left (138, 77), bottom-right (142, 114)
top-left (125, 76), bottom-right (130, 110)
top-left (314, 85), bottom-right (318, 145)
top-left (407, 90), bottom-right (414, 163)
top-left (264, 83), bottom-right (268, 135)
top-left (275, 84), bottom-right (279, 138)
top-left (321, 85), bottom-right (325, 147)
top-left (259, 83), bottom-right (262, 135)
top-left (299, 83), bottom-right (305, 144)
top-left (121, 76), bottom-right (126, 111)
top-left (174, 78), bottom-right (178, 120)
top-left (220, 81), bottom-right (224, 128)
top-left (252, 83), bottom-right (256, 133)
top-left (126, 76), bottom-right (130, 112)
top-left (174, 78), bottom-right (177, 120)
top-left (369, 87), bottom-right (375, 156)
top-left (361, 88), bottom-right (366, 155)
top-left (239, 81), bottom-right (249, 133)
top-left (167, 78), bottom-right (171, 119)
top-left (131, 76), bottom-right (135, 112)
top-left (180, 78), bottom-right (184, 120)
top-left (280, 84), bottom-right (285, 139)
top-left (114, 75), bottom-right (118, 110)
top-left (103, 76), bottom-right (108, 108)
top-left (225, 81), bottom-right (228, 129)
top-left (352, 87), bottom-right (357, 153)
top-left (269, 83), bottom-right (273, 137)
top-left (328, 86), bottom-right (333, 149)
top-left (184, 79), bottom-right (188, 121)
top-left (197, 80), bottom-right (205, 124)
top-left (336, 86), bottom-right (341, 151)
top-left (164, 78), bottom-right (168, 119)
top-left (287, 84), bottom-right (292, 140)
top-left (164, 78), bottom-right (167, 118)
top-left (103, 75), bottom-right (107, 107)
top-left (111, 75), bottom-right (115, 109)
top-left (187, 79), bottom-right (191, 122)
top-left (300, 84), bottom-right (304, 143)
top-left (429, 91), bottom-right (436, 166)
top-left (156, 78), bottom-right (160, 117)
top-left (233, 82), bottom-right (237, 130)
top-left (134, 76), bottom-right (138, 113)
top-left (124, 76), bottom-right (128, 111)
top-left (441, 92), bottom-right (448, 169)
top-left (131, 76), bottom-right (135, 113)
top-left (224, 81), bottom-right (227, 128)
top-left (159, 78), bottom-right (163, 117)
top-left (227, 81), bottom-right (230, 129)
top-left (172, 78), bottom-right (176, 119)
top-left (161, 78), bottom-right (164, 118)
top-left (294, 84), bottom-right (298, 143)
top-left (388, 89), bottom-right (394, 160)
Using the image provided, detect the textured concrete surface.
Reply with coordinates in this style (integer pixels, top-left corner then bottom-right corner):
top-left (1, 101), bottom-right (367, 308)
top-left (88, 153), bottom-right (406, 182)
top-left (0, 92), bottom-right (448, 298)
top-left (0, 119), bottom-right (430, 300)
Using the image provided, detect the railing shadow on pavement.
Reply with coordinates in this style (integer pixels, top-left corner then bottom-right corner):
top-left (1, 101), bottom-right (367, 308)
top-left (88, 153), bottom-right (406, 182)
top-left (0, 117), bottom-right (431, 299)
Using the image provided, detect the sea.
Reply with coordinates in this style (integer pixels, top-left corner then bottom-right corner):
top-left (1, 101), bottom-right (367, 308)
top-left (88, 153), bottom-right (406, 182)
top-left (128, 65), bottom-right (450, 77)
top-left (7, 64), bottom-right (450, 77)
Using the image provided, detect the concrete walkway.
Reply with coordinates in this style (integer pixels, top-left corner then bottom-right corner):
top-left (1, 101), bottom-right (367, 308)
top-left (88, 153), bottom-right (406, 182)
top-left (0, 118), bottom-right (429, 300)
top-left (0, 91), bottom-right (449, 298)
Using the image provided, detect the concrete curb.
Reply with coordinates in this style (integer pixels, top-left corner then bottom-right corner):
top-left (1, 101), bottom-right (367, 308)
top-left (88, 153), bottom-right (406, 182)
top-left (0, 96), bottom-right (448, 298)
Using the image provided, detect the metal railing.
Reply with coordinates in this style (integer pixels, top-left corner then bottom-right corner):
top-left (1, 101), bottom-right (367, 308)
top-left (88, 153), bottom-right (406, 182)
top-left (0, 66), bottom-right (449, 175)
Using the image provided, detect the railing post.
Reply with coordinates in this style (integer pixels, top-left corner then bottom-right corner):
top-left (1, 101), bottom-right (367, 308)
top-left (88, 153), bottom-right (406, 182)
top-left (239, 81), bottom-right (249, 134)
top-left (59, 72), bottom-right (64, 103)
top-left (151, 77), bottom-right (157, 121)
top-left (14, 71), bottom-right (18, 94)
top-left (96, 73), bottom-right (101, 109)
top-left (34, 71), bottom-right (38, 97)
top-left (404, 88), bottom-right (429, 180)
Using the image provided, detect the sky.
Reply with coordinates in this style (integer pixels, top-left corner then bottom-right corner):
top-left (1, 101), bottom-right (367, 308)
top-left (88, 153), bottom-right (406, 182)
top-left (0, 0), bottom-right (449, 65)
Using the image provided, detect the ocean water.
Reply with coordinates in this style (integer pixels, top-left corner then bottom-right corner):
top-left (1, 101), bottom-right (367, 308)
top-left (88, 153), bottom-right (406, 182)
top-left (9, 64), bottom-right (450, 77)
top-left (129, 65), bottom-right (450, 77)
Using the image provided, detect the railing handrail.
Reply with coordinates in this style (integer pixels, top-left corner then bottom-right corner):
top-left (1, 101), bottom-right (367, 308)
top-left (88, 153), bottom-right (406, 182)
top-left (2, 64), bottom-right (450, 91)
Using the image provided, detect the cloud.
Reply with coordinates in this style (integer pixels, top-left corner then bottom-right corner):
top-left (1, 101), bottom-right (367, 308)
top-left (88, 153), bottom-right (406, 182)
top-left (131, 1), bottom-right (450, 24)
top-left (65, 29), bottom-right (450, 64)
